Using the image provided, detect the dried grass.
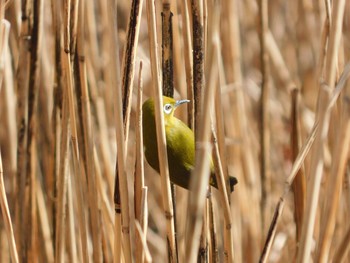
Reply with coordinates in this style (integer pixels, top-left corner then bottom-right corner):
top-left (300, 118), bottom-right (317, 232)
top-left (0, 0), bottom-right (350, 262)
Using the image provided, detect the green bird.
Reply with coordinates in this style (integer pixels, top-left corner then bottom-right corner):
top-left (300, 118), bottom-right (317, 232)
top-left (142, 96), bottom-right (237, 192)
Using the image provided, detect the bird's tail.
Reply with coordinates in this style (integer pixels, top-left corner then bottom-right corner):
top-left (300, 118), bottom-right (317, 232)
top-left (210, 174), bottom-right (238, 192)
top-left (229, 176), bottom-right (238, 192)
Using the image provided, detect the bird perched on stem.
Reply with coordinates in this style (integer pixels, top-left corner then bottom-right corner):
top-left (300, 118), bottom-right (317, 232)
top-left (142, 96), bottom-right (237, 192)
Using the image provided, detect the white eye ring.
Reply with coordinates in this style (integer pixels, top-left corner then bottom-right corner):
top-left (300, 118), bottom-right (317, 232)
top-left (163, 104), bottom-right (172, 114)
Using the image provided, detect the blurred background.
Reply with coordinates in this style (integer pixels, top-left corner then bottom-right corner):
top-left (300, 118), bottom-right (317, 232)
top-left (0, 0), bottom-right (350, 262)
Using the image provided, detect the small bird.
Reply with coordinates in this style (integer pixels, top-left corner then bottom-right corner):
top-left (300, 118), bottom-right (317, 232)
top-left (142, 96), bottom-right (237, 192)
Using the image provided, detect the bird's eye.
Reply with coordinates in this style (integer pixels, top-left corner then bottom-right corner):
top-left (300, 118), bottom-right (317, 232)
top-left (163, 104), bottom-right (172, 114)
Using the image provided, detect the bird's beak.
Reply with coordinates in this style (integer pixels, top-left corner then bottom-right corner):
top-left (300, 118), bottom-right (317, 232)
top-left (174, 99), bottom-right (190, 108)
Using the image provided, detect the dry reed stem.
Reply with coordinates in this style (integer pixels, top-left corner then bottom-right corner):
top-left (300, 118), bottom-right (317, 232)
top-left (93, 151), bottom-right (111, 263)
top-left (121, 0), bottom-right (143, 144)
top-left (333, 225), bottom-right (350, 262)
top-left (70, 132), bottom-right (89, 263)
top-left (56, 2), bottom-right (85, 262)
top-left (179, 0), bottom-right (194, 128)
top-left (2, 0), bottom-right (350, 262)
top-left (0, 19), bottom-right (10, 89)
top-left (36, 176), bottom-right (54, 263)
top-left (259, 197), bottom-right (285, 263)
top-left (258, 0), bottom-right (271, 233)
top-left (297, 0), bottom-right (346, 261)
top-left (140, 187), bottom-right (148, 240)
top-left (212, 15), bottom-right (230, 196)
top-left (114, 0), bottom-right (144, 259)
top-left (324, 0), bottom-right (346, 87)
top-left (191, 1), bottom-right (208, 261)
top-left (135, 60), bottom-right (144, 217)
top-left (2, 20), bottom-right (17, 175)
top-left (290, 89), bottom-right (306, 243)
top-left (315, 16), bottom-right (330, 81)
top-left (15, 3), bottom-right (30, 256)
top-left (55, 89), bottom-right (70, 263)
top-left (160, 2), bottom-right (178, 258)
top-left (138, 187), bottom-right (149, 263)
top-left (207, 193), bottom-right (217, 263)
top-left (69, 0), bottom-right (79, 56)
top-left (185, 34), bottom-right (218, 263)
top-left (105, 9), bottom-right (124, 263)
top-left (67, 174), bottom-right (78, 262)
top-left (25, 0), bottom-right (43, 260)
top-left (95, 98), bottom-right (114, 195)
top-left (297, 84), bottom-right (331, 263)
top-left (135, 221), bottom-right (152, 263)
top-left (212, 129), bottom-right (233, 262)
top-left (286, 63), bottom-right (350, 186)
top-left (225, 0), bottom-right (261, 260)
top-left (75, 2), bottom-right (107, 258)
top-left (209, 32), bottom-right (234, 262)
top-left (104, 0), bottom-right (133, 261)
top-left (76, 40), bottom-right (103, 263)
top-left (146, 0), bottom-right (177, 261)
top-left (260, 65), bottom-right (350, 262)
top-left (316, 86), bottom-right (350, 262)
top-left (191, 0), bottom-right (204, 134)
top-left (56, 2), bottom-right (90, 262)
top-left (94, 147), bottom-right (114, 245)
top-left (135, 61), bottom-right (145, 263)
top-left (0, 150), bottom-right (19, 263)
top-left (50, 2), bottom-right (63, 247)
top-left (161, 0), bottom-right (174, 97)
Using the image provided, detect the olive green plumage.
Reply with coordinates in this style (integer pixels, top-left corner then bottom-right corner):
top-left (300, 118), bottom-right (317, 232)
top-left (142, 96), bottom-right (237, 192)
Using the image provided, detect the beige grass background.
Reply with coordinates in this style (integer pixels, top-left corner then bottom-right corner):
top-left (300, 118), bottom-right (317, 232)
top-left (0, 0), bottom-right (350, 262)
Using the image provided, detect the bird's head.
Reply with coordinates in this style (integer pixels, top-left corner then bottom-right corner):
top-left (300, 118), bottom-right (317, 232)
top-left (143, 96), bottom-right (190, 123)
top-left (162, 96), bottom-right (190, 119)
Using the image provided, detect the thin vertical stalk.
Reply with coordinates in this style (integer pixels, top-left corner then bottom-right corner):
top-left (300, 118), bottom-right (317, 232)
top-left (50, 0), bottom-right (63, 246)
top-left (114, 0), bottom-right (144, 261)
top-left (290, 89), bottom-right (306, 243)
top-left (2, 20), bottom-right (17, 183)
top-left (208, 193), bottom-right (217, 263)
top-left (296, 84), bottom-right (332, 263)
top-left (161, 2), bottom-right (178, 261)
top-left (179, 0), bottom-right (194, 128)
top-left (212, 129), bottom-right (233, 262)
top-left (36, 178), bottom-right (54, 263)
top-left (75, 4), bottom-right (103, 261)
top-left (25, 0), bottom-right (43, 260)
top-left (69, 0), bottom-right (79, 57)
top-left (223, 0), bottom-right (261, 258)
top-left (191, 0), bottom-right (207, 261)
top-left (135, 61), bottom-right (145, 263)
top-left (259, 64), bottom-right (350, 263)
top-left (191, 0), bottom-right (204, 134)
top-left (333, 225), bottom-right (350, 263)
top-left (185, 30), bottom-right (217, 262)
top-left (66, 175), bottom-right (78, 262)
top-left (56, 0), bottom-right (85, 261)
top-left (0, 150), bottom-right (19, 263)
top-left (259, 197), bottom-right (285, 263)
top-left (120, 0), bottom-right (143, 143)
top-left (15, 1), bottom-right (30, 257)
top-left (146, 0), bottom-right (177, 261)
top-left (297, 0), bottom-right (346, 261)
top-left (258, 0), bottom-right (271, 232)
top-left (72, 1), bottom-right (90, 262)
top-left (316, 87), bottom-right (350, 263)
top-left (161, 0), bottom-right (174, 97)
top-left (55, 89), bottom-right (70, 263)
top-left (106, 0), bottom-right (133, 261)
